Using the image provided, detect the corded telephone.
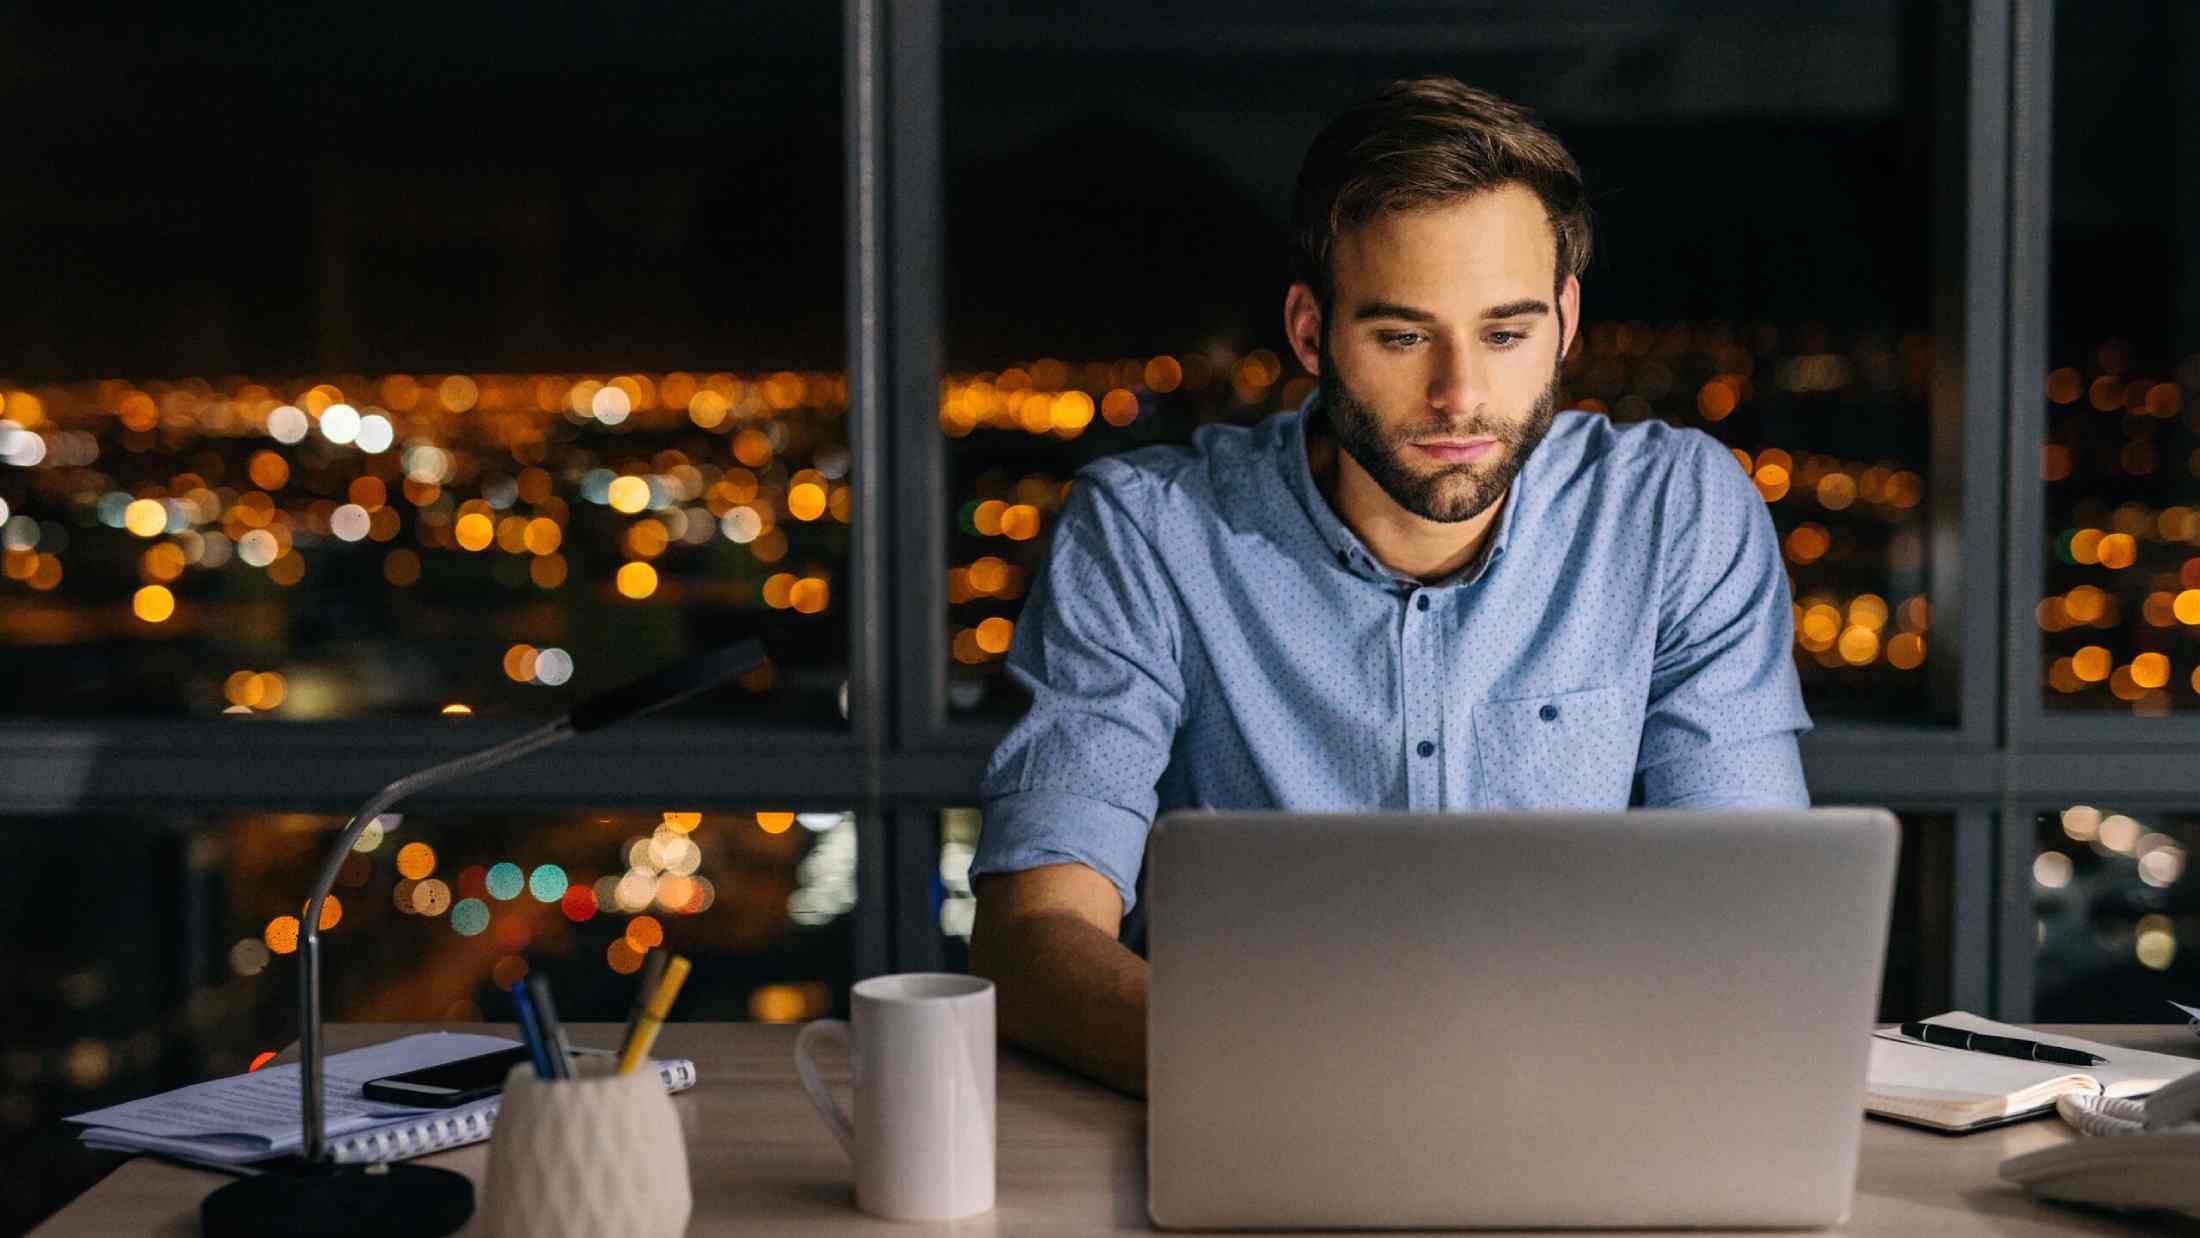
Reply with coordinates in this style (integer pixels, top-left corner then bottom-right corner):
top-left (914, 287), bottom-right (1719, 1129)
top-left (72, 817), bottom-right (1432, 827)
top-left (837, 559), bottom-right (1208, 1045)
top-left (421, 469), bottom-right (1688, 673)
top-left (1999, 1067), bottom-right (2200, 1216)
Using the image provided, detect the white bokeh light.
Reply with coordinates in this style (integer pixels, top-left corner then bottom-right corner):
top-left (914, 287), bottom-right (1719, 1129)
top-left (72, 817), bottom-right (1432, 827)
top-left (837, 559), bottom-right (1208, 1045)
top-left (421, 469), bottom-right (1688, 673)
top-left (237, 529), bottom-right (278, 567)
top-left (533, 647), bottom-right (573, 686)
top-left (0, 422), bottom-right (46, 467)
top-left (405, 444), bottom-right (451, 484)
top-left (267, 405), bottom-right (308, 444)
top-left (330, 503), bottom-right (371, 542)
top-left (720, 506), bottom-right (762, 544)
top-left (591, 386), bottom-right (632, 425)
top-left (319, 403), bottom-right (361, 445)
top-left (355, 413), bottom-right (394, 454)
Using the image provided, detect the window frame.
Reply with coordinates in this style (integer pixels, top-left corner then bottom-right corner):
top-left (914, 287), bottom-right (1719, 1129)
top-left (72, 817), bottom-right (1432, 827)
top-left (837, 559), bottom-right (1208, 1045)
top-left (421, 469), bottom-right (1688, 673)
top-left (1, 0), bottom-right (2174, 1022)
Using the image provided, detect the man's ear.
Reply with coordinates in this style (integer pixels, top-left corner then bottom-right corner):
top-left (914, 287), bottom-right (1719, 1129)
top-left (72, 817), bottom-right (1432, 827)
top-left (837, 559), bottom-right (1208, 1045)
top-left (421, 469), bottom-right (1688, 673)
top-left (1557, 273), bottom-right (1582, 362)
top-left (1283, 281), bottom-right (1325, 376)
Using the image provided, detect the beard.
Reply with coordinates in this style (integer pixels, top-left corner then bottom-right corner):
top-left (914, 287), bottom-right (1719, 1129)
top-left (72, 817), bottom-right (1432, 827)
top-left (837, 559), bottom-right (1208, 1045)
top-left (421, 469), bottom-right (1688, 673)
top-left (1318, 337), bottom-right (1562, 524)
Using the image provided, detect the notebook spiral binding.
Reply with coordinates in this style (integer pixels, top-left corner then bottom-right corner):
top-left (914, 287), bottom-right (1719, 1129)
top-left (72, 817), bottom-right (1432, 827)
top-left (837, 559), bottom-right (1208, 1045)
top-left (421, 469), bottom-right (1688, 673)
top-left (330, 1105), bottom-right (500, 1164)
top-left (327, 1060), bottom-right (696, 1165)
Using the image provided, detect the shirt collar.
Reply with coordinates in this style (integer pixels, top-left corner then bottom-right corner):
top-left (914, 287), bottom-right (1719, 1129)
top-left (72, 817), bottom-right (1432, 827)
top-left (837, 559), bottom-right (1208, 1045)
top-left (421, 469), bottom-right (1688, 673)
top-left (1280, 388), bottom-right (1523, 590)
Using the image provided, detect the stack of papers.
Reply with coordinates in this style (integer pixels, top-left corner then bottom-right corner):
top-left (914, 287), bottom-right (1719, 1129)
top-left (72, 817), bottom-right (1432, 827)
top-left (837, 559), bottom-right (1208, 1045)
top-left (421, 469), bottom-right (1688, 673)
top-left (68, 1033), bottom-right (521, 1170)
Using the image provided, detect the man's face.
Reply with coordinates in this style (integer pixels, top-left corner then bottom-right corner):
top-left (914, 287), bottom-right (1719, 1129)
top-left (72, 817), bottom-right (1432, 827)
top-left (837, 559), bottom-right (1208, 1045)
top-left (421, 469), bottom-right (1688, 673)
top-left (1314, 185), bottom-right (1574, 524)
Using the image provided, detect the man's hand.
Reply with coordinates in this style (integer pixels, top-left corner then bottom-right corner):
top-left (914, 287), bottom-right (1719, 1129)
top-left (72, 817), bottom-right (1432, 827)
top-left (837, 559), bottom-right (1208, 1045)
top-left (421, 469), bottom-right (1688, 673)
top-left (968, 862), bottom-right (1149, 1097)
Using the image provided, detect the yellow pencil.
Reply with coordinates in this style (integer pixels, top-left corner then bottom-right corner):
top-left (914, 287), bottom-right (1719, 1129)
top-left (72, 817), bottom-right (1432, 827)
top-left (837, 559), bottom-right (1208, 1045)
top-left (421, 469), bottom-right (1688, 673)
top-left (616, 954), bottom-right (690, 1076)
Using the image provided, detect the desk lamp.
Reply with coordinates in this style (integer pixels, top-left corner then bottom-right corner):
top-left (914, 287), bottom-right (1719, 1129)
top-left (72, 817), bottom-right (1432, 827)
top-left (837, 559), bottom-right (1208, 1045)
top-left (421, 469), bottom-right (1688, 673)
top-left (202, 640), bottom-right (768, 1238)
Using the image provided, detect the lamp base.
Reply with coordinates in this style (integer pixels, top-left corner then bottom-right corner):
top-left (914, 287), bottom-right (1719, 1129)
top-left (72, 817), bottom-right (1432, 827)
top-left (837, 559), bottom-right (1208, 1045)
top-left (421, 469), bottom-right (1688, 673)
top-left (202, 1161), bottom-right (473, 1238)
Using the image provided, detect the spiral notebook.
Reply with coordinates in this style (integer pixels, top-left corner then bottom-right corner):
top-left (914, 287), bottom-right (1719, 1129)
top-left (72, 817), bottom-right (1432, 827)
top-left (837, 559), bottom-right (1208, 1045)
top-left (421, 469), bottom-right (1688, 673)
top-left (68, 1032), bottom-right (697, 1175)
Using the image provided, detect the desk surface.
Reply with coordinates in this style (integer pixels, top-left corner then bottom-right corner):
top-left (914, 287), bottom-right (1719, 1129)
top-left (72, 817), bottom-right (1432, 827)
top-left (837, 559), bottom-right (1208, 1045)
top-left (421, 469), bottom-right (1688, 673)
top-left (32, 1022), bottom-right (2200, 1236)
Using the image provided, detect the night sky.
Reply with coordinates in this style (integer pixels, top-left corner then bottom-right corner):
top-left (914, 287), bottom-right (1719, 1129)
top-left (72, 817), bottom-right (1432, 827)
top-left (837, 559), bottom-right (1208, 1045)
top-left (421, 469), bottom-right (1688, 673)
top-left (3, 1), bottom-right (1963, 381)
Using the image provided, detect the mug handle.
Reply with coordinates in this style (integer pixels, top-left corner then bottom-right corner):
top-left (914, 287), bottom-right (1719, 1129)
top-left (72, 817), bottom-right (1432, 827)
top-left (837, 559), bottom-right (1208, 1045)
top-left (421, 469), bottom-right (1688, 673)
top-left (794, 1019), bottom-right (855, 1159)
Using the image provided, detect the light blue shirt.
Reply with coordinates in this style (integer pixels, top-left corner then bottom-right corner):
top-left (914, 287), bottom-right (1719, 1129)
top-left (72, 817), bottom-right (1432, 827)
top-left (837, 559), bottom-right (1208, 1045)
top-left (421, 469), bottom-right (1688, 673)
top-left (973, 396), bottom-right (1814, 913)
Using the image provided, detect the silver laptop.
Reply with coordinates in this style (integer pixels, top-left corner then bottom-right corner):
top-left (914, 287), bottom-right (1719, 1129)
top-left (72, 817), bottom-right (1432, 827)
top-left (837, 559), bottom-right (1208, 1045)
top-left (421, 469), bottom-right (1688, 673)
top-left (1147, 808), bottom-right (1898, 1230)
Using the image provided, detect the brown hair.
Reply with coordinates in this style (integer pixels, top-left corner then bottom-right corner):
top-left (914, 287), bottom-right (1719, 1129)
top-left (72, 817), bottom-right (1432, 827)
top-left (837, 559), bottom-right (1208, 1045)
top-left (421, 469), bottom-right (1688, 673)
top-left (1290, 76), bottom-right (1593, 311)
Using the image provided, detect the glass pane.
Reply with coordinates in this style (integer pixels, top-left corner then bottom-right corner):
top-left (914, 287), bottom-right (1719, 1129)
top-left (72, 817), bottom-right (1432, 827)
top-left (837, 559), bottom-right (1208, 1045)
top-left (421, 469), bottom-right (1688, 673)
top-left (2039, 1), bottom-right (2200, 715)
top-left (938, 807), bottom-right (981, 973)
top-left (216, 807), bottom-right (858, 1040)
top-left (0, 8), bottom-right (848, 723)
top-left (943, 806), bottom-right (1949, 1023)
top-left (941, 5), bottom-right (1944, 722)
top-left (2033, 805), bottom-right (2196, 1020)
top-left (0, 818), bottom-right (190, 1234)
top-left (0, 805), bottom-right (857, 1229)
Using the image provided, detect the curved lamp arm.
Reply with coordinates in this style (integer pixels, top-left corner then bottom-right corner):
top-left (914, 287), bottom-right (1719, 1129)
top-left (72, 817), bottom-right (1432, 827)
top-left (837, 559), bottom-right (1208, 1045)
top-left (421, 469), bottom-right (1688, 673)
top-left (294, 639), bottom-right (766, 1163)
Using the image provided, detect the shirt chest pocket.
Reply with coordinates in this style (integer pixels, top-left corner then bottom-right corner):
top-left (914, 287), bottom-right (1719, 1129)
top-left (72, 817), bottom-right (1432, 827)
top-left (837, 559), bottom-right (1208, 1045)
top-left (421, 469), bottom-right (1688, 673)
top-left (1471, 685), bottom-right (1639, 808)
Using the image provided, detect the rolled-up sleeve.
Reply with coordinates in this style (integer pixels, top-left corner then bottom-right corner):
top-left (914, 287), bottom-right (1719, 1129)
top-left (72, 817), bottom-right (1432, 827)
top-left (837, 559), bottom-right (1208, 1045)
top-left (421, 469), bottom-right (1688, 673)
top-left (1636, 433), bottom-right (1814, 808)
top-left (972, 468), bottom-right (1184, 913)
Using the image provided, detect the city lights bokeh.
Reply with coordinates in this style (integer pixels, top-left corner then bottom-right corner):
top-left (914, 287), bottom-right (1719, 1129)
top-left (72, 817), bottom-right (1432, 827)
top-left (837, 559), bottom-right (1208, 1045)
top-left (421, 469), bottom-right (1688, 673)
top-left (0, 371), bottom-right (847, 719)
top-left (15, 335), bottom-right (2194, 721)
top-left (941, 324), bottom-right (1941, 718)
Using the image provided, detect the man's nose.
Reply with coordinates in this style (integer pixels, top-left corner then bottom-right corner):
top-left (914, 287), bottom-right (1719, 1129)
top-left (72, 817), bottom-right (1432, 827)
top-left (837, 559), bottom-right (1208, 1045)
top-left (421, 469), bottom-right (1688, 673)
top-left (1426, 338), bottom-right (1491, 414)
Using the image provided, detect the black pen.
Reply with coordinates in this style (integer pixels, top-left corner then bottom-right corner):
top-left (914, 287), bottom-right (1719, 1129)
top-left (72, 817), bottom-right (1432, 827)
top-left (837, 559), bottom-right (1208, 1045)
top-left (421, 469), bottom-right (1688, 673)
top-left (525, 974), bottom-right (576, 1080)
top-left (1900, 1021), bottom-right (2106, 1067)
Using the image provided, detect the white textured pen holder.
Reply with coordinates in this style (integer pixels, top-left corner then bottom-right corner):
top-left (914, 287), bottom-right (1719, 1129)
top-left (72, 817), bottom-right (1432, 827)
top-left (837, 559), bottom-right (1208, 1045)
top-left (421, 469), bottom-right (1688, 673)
top-left (481, 1059), bottom-right (691, 1238)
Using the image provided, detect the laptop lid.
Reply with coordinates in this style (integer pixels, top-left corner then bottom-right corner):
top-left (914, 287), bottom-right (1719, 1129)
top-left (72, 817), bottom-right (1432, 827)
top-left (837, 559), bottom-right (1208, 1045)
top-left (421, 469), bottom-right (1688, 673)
top-left (1146, 808), bottom-right (1898, 1230)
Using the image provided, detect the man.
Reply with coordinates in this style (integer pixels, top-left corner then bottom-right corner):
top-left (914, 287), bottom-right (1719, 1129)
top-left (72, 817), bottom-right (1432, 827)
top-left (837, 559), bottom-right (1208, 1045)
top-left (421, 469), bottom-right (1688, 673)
top-left (967, 77), bottom-right (1812, 1096)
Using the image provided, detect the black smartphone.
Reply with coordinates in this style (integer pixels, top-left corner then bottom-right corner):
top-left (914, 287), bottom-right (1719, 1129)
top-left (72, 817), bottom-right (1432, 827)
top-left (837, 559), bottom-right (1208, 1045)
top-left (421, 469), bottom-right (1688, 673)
top-left (360, 1046), bottom-right (533, 1107)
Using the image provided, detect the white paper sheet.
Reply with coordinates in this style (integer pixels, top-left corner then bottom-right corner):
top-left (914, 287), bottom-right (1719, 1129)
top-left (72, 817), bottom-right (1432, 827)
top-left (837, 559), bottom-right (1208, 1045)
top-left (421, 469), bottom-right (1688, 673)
top-left (67, 1032), bottom-right (519, 1151)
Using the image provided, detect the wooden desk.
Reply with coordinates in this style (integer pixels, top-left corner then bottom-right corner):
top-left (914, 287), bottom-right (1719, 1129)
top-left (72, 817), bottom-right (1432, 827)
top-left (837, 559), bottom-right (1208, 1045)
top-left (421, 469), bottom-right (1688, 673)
top-left (32, 1023), bottom-right (2200, 1236)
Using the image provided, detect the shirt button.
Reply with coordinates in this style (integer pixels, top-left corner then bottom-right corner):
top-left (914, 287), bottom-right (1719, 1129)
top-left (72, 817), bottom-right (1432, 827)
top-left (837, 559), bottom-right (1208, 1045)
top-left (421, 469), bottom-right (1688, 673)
top-left (1336, 549), bottom-right (1350, 568)
top-left (1415, 595), bottom-right (1430, 611)
top-left (1416, 740), bottom-right (1435, 757)
top-left (1539, 704), bottom-right (1559, 722)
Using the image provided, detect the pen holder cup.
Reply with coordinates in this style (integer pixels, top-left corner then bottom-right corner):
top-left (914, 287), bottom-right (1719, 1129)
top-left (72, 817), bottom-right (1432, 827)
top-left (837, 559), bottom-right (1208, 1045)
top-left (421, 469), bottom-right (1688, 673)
top-left (481, 1059), bottom-right (691, 1238)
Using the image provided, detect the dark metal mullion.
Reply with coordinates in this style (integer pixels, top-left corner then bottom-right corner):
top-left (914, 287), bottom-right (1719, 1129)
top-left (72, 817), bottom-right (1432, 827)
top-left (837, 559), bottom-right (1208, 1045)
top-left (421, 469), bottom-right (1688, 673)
top-left (1948, 806), bottom-right (1994, 1014)
top-left (1943, 0), bottom-right (2011, 745)
top-left (890, 740), bottom-right (2200, 806)
top-left (1993, 801), bottom-right (2038, 1021)
top-left (845, 0), bottom-right (887, 982)
top-left (2004, 712), bottom-right (2200, 746)
top-left (1993, 0), bottom-right (2055, 1021)
top-left (886, 0), bottom-right (951, 751)
top-left (891, 804), bottom-right (948, 973)
top-left (2001, 0), bottom-right (2053, 755)
top-left (0, 725), bottom-right (869, 813)
top-left (1800, 746), bottom-right (2004, 803)
top-left (845, 0), bottom-right (930, 981)
top-left (885, 0), bottom-right (946, 976)
top-left (853, 0), bottom-right (945, 973)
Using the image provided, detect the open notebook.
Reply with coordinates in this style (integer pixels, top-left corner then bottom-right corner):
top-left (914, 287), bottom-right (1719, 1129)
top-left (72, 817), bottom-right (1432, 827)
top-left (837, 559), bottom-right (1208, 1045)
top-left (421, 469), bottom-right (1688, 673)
top-left (1868, 1012), bottom-right (2200, 1133)
top-left (67, 1032), bottom-right (697, 1174)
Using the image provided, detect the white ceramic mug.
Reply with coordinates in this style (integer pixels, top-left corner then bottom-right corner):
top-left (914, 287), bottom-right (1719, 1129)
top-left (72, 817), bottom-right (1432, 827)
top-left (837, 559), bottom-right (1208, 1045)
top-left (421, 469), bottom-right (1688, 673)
top-left (795, 972), bottom-right (996, 1220)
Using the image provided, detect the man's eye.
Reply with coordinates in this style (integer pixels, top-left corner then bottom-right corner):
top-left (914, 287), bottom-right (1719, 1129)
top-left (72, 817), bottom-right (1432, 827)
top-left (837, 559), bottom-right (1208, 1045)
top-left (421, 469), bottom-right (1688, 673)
top-left (1378, 332), bottom-right (1424, 349)
top-left (1487, 331), bottom-right (1527, 349)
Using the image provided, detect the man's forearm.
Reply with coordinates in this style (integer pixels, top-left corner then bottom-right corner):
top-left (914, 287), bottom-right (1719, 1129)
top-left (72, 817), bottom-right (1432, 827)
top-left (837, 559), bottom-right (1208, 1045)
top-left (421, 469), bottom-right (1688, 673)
top-left (970, 910), bottom-right (1149, 1097)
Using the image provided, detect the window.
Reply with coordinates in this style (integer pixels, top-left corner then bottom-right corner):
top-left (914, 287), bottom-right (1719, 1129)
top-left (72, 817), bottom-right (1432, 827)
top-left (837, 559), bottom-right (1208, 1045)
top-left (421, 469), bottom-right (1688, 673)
top-left (938, 3), bottom-right (1948, 724)
top-left (0, 807), bottom-right (857, 1213)
top-left (2037, 0), bottom-right (2200, 715)
top-left (2033, 805), bottom-right (2194, 1019)
top-left (0, 6), bottom-right (850, 725)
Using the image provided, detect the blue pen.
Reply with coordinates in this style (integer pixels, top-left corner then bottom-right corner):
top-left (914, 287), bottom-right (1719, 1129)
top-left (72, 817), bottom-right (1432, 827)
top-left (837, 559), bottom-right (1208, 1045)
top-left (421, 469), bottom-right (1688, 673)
top-left (526, 974), bottom-right (575, 1080)
top-left (509, 979), bottom-right (555, 1079)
